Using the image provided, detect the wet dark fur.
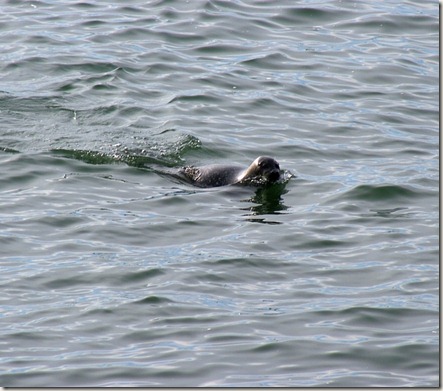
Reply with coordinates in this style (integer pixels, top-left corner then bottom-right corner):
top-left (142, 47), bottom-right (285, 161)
top-left (179, 156), bottom-right (281, 188)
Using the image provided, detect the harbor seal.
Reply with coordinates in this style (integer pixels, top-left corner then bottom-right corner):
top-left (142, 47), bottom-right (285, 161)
top-left (179, 156), bottom-right (281, 188)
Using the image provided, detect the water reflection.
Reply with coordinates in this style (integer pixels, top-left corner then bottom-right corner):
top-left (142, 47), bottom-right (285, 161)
top-left (369, 207), bottom-right (410, 218)
top-left (242, 182), bottom-right (290, 223)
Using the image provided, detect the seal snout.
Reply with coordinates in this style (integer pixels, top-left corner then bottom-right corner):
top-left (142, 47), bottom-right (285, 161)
top-left (268, 169), bottom-right (281, 182)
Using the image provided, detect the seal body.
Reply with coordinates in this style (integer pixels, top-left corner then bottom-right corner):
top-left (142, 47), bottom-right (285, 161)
top-left (179, 156), bottom-right (281, 188)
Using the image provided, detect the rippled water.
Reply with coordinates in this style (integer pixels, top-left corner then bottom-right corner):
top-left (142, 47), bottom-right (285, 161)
top-left (0, 0), bottom-right (439, 387)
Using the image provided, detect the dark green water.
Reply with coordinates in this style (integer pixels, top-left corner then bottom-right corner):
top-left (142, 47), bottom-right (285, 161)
top-left (0, 0), bottom-right (439, 387)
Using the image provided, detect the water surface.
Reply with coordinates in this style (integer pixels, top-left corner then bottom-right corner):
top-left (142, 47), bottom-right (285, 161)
top-left (0, 0), bottom-right (439, 387)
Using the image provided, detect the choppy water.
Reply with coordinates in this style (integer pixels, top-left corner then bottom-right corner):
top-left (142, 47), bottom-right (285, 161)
top-left (0, 0), bottom-right (439, 387)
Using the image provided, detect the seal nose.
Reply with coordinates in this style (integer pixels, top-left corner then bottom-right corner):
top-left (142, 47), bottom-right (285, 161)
top-left (268, 169), bottom-right (280, 182)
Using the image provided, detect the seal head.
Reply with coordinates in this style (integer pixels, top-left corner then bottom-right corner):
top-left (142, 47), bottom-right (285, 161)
top-left (179, 156), bottom-right (281, 188)
top-left (238, 156), bottom-right (281, 185)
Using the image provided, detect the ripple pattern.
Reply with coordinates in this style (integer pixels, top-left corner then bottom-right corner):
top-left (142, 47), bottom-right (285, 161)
top-left (0, 0), bottom-right (438, 387)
